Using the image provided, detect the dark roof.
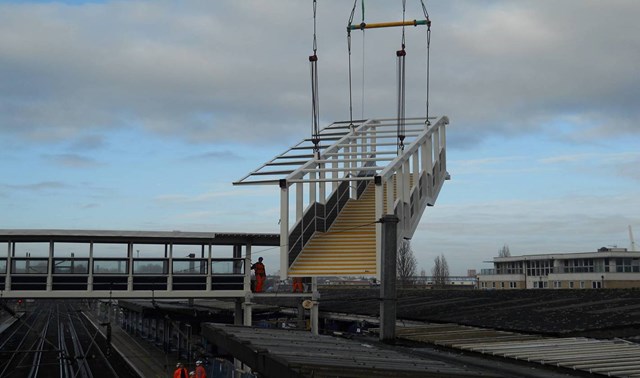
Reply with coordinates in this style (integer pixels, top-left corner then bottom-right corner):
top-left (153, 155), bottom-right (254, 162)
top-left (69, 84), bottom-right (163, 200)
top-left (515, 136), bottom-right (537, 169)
top-left (287, 289), bottom-right (640, 337)
top-left (0, 229), bottom-right (279, 246)
top-left (201, 323), bottom-right (494, 377)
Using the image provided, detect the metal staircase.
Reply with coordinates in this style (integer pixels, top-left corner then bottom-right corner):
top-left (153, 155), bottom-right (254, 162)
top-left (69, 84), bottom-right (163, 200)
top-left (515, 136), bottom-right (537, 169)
top-left (289, 183), bottom-right (377, 276)
top-left (235, 116), bottom-right (449, 279)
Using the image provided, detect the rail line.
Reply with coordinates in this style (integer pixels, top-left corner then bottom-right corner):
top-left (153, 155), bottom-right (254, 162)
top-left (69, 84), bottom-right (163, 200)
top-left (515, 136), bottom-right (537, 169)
top-left (0, 300), bottom-right (137, 378)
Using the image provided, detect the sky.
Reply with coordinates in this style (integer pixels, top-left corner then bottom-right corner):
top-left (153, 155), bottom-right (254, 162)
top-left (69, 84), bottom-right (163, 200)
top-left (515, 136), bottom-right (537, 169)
top-left (0, 0), bottom-right (638, 275)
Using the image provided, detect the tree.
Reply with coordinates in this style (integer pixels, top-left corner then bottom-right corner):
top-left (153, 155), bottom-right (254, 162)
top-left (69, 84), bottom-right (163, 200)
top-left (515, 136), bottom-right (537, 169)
top-left (431, 254), bottom-right (449, 288)
top-left (397, 240), bottom-right (417, 288)
top-left (498, 244), bottom-right (511, 258)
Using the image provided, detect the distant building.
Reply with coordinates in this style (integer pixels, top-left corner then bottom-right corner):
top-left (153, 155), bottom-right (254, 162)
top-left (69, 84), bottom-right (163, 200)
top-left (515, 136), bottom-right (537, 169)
top-left (478, 247), bottom-right (640, 289)
top-left (412, 276), bottom-right (477, 289)
top-left (467, 269), bottom-right (477, 277)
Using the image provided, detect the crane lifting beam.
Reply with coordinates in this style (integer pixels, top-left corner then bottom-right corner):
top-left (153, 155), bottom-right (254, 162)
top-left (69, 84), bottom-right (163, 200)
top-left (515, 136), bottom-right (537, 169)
top-left (349, 19), bottom-right (430, 31)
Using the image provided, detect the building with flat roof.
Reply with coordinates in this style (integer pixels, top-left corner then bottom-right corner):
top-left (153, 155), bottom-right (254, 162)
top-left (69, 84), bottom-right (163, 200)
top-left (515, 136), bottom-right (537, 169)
top-left (478, 247), bottom-right (640, 289)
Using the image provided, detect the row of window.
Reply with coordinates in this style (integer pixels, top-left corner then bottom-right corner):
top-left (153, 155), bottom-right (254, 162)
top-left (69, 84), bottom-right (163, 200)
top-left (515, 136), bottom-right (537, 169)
top-left (493, 258), bottom-right (640, 275)
top-left (0, 258), bottom-right (243, 275)
top-left (480, 280), bottom-right (603, 289)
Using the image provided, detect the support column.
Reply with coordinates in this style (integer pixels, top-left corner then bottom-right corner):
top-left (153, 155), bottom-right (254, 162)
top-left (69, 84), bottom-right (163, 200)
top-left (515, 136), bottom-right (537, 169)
top-left (88, 242), bottom-right (94, 291)
top-left (296, 182), bottom-right (303, 221)
top-left (5, 242), bottom-right (12, 290)
top-left (380, 214), bottom-right (399, 343)
top-left (279, 180), bottom-right (289, 280)
top-left (310, 277), bottom-right (319, 335)
top-left (297, 302), bottom-right (306, 329)
top-left (243, 293), bottom-right (253, 326)
top-left (234, 299), bottom-right (243, 326)
top-left (46, 241), bottom-right (53, 291)
top-left (127, 242), bottom-right (133, 292)
top-left (244, 243), bottom-right (252, 292)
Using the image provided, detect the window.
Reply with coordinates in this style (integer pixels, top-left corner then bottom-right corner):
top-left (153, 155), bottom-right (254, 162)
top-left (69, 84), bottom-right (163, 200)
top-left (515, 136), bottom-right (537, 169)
top-left (592, 281), bottom-right (602, 289)
top-left (616, 258), bottom-right (640, 273)
top-left (509, 281), bottom-right (517, 288)
top-left (580, 281), bottom-right (585, 289)
top-left (553, 281), bottom-right (561, 288)
top-left (563, 258), bottom-right (598, 273)
top-left (497, 262), bottom-right (524, 275)
top-left (500, 282), bottom-right (505, 288)
top-left (492, 282), bottom-right (496, 288)
top-left (569, 281), bottom-right (574, 288)
top-left (527, 260), bottom-right (553, 276)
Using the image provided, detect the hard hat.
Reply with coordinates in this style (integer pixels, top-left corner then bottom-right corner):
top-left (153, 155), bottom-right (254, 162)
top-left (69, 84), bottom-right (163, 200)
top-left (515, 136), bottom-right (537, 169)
top-left (176, 362), bottom-right (182, 367)
top-left (196, 360), bottom-right (202, 365)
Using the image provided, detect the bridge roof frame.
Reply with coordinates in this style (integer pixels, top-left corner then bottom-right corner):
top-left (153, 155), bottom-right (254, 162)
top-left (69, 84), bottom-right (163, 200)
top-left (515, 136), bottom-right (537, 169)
top-left (0, 229), bottom-right (279, 246)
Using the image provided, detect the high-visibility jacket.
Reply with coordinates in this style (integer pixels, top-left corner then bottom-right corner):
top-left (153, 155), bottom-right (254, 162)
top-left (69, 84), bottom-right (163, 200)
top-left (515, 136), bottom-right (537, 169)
top-left (252, 262), bottom-right (266, 277)
top-left (174, 367), bottom-right (188, 378)
top-left (195, 365), bottom-right (207, 378)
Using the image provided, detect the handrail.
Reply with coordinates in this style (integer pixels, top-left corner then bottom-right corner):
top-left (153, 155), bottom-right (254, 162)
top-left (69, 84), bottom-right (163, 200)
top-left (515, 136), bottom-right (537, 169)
top-left (378, 116), bottom-right (448, 181)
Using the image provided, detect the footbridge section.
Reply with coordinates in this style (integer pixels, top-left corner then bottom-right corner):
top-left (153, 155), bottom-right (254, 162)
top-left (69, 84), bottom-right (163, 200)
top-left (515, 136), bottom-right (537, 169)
top-left (235, 116), bottom-right (450, 280)
top-left (0, 229), bottom-right (278, 299)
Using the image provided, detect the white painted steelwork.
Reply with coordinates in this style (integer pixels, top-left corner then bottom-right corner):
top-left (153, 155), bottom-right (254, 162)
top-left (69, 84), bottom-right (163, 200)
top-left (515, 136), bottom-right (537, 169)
top-left (235, 117), bottom-right (449, 279)
top-left (0, 230), bottom-right (278, 299)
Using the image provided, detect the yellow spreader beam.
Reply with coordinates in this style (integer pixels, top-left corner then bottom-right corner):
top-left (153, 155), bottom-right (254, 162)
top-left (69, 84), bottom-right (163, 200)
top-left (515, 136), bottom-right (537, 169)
top-left (348, 19), bottom-right (430, 30)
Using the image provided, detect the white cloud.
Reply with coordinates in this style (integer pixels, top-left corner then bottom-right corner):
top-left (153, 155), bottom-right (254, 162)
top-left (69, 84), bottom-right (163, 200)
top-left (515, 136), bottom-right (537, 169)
top-left (0, 1), bottom-right (638, 146)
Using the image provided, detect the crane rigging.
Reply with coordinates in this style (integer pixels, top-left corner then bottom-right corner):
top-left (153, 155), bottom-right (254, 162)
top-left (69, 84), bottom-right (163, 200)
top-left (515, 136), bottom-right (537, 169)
top-left (309, 1), bottom-right (432, 156)
top-left (345, 0), bottom-right (432, 153)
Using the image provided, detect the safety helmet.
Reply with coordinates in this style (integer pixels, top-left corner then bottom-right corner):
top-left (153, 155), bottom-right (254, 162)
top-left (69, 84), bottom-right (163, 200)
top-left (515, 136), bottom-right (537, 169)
top-left (196, 360), bottom-right (202, 365)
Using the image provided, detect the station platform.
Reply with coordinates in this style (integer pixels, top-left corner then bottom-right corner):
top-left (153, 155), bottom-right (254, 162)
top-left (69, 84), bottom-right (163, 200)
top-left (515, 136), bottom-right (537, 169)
top-left (83, 308), bottom-right (179, 378)
top-left (0, 312), bottom-right (19, 334)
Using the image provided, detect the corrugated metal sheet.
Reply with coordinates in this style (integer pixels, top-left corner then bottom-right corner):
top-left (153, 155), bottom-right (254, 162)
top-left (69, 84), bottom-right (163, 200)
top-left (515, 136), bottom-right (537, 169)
top-left (395, 323), bottom-right (640, 378)
top-left (202, 323), bottom-right (497, 378)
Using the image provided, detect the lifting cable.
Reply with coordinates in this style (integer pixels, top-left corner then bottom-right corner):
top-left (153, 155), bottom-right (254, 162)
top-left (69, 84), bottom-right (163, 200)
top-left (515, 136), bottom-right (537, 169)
top-left (420, 0), bottom-right (432, 125)
top-left (396, 0), bottom-right (407, 152)
top-left (346, 0), bottom-right (432, 138)
top-left (361, 0), bottom-right (366, 120)
top-left (347, 0), bottom-right (366, 128)
top-left (310, 0), bottom-right (320, 157)
top-left (347, 0), bottom-right (357, 128)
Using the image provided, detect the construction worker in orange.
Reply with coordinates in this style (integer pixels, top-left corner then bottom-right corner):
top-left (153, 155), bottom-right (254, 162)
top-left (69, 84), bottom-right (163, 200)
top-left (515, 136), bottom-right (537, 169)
top-left (251, 257), bottom-right (266, 293)
top-left (173, 362), bottom-right (188, 378)
top-left (195, 360), bottom-right (207, 378)
top-left (292, 277), bottom-right (304, 293)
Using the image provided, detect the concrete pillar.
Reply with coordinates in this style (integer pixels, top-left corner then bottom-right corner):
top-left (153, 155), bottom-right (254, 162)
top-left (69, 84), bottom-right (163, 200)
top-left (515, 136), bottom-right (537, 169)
top-left (311, 277), bottom-right (319, 335)
top-left (297, 302), bottom-right (305, 329)
top-left (234, 299), bottom-right (243, 326)
top-left (243, 293), bottom-right (253, 326)
top-left (380, 214), bottom-right (399, 343)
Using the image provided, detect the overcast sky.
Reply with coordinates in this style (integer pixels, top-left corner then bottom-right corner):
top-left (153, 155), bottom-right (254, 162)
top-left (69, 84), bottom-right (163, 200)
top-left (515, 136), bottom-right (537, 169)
top-left (1, 0), bottom-right (638, 275)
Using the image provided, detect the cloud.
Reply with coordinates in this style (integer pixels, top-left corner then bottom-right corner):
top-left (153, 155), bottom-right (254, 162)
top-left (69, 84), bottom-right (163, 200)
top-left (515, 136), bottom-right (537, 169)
top-left (181, 150), bottom-right (243, 162)
top-left (43, 153), bottom-right (102, 168)
top-left (416, 191), bottom-right (640, 273)
top-left (154, 188), bottom-right (269, 204)
top-left (0, 1), bottom-right (637, 148)
top-left (2, 181), bottom-right (69, 191)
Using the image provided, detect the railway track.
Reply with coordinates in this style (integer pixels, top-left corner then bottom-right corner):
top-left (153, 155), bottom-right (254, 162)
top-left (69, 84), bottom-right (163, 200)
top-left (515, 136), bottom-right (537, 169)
top-left (0, 300), bottom-right (138, 378)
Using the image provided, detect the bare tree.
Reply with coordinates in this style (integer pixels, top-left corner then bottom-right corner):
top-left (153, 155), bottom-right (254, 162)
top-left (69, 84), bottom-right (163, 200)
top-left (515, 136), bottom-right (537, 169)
top-left (431, 254), bottom-right (449, 288)
top-left (397, 240), bottom-right (417, 288)
top-left (498, 244), bottom-right (511, 258)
